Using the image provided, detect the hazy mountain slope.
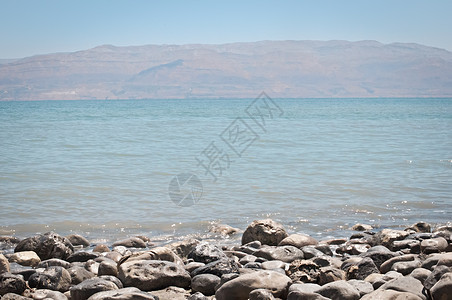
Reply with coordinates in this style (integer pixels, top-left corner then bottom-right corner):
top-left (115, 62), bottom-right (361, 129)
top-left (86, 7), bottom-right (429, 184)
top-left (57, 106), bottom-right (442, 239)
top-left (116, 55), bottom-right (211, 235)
top-left (1, 40), bottom-right (451, 100)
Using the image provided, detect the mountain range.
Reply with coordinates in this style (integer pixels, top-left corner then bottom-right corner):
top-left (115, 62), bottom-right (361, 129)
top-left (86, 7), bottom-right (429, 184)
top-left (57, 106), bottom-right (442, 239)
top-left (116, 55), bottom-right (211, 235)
top-left (1, 40), bottom-right (451, 100)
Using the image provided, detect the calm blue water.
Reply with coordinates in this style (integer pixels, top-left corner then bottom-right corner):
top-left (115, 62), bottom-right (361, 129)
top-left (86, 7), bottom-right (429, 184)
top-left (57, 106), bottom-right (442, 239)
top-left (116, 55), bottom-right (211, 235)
top-left (0, 98), bottom-right (451, 243)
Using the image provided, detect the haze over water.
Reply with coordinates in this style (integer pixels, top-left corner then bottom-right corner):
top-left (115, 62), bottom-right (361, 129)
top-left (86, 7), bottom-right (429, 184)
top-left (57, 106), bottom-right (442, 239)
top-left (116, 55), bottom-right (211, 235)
top-left (0, 98), bottom-right (451, 243)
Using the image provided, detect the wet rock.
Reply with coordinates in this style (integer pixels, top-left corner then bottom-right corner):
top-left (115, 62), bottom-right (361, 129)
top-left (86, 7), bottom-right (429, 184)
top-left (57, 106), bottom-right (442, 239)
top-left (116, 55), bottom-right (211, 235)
top-left (215, 270), bottom-right (291, 300)
top-left (378, 276), bottom-right (426, 300)
top-left (253, 245), bottom-right (304, 263)
top-left (191, 258), bottom-right (240, 277)
top-left (346, 257), bottom-right (379, 280)
top-left (150, 286), bottom-right (190, 300)
top-left (422, 252), bottom-right (452, 270)
top-left (66, 234), bottom-right (90, 247)
top-left (112, 237), bottom-right (146, 248)
top-left (188, 242), bottom-right (227, 264)
top-left (31, 289), bottom-right (67, 300)
top-left (38, 258), bottom-right (71, 269)
top-left (279, 234), bottom-right (318, 248)
top-left (14, 232), bottom-right (74, 260)
top-left (70, 278), bottom-right (119, 300)
top-left (351, 224), bottom-right (373, 231)
top-left (191, 274), bottom-right (220, 296)
top-left (319, 267), bottom-right (345, 284)
top-left (0, 254), bottom-right (11, 274)
top-left (302, 246), bottom-right (326, 259)
top-left (420, 237), bottom-right (448, 254)
top-left (67, 251), bottom-right (100, 263)
top-left (346, 279), bottom-right (374, 297)
top-left (392, 239), bottom-right (421, 253)
top-left (361, 289), bottom-right (423, 300)
top-left (242, 219), bottom-right (288, 246)
top-left (87, 287), bottom-right (157, 300)
top-left (9, 251), bottom-right (40, 267)
top-left (235, 240), bottom-right (262, 254)
top-left (67, 266), bottom-right (95, 285)
top-left (93, 244), bottom-right (110, 253)
top-left (28, 266), bottom-right (71, 292)
top-left (406, 221), bottom-right (431, 233)
top-left (287, 260), bottom-right (320, 283)
top-left (317, 280), bottom-right (360, 300)
top-left (118, 259), bottom-right (190, 291)
top-left (314, 244), bottom-right (334, 256)
top-left (249, 288), bottom-right (276, 300)
top-left (166, 238), bottom-right (200, 259)
top-left (0, 273), bottom-right (27, 296)
top-left (431, 272), bottom-right (452, 300)
top-left (98, 260), bottom-right (118, 276)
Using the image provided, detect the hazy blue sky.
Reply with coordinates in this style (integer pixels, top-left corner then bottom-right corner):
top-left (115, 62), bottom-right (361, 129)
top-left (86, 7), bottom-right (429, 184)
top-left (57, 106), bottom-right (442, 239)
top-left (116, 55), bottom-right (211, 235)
top-left (1, 0), bottom-right (451, 58)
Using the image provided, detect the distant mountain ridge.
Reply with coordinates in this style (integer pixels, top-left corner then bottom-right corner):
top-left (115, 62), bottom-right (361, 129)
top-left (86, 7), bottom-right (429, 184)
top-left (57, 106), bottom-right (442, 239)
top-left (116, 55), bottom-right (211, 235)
top-left (1, 40), bottom-right (451, 100)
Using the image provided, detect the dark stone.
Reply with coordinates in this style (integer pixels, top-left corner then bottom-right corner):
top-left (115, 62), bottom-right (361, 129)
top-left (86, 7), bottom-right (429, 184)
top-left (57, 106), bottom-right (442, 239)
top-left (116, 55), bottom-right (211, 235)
top-left (66, 234), bottom-right (90, 247)
top-left (431, 272), bottom-right (452, 300)
top-left (67, 266), bottom-right (95, 285)
top-left (0, 273), bottom-right (26, 296)
top-left (70, 278), bottom-right (119, 300)
top-left (319, 267), bottom-right (345, 285)
top-left (191, 274), bottom-right (221, 296)
top-left (67, 251), bottom-right (100, 263)
top-left (423, 265), bottom-right (452, 290)
top-left (287, 260), bottom-right (321, 283)
top-left (14, 232), bottom-right (74, 260)
top-left (28, 266), bottom-right (71, 292)
top-left (191, 258), bottom-right (240, 277)
top-left (346, 258), bottom-right (379, 280)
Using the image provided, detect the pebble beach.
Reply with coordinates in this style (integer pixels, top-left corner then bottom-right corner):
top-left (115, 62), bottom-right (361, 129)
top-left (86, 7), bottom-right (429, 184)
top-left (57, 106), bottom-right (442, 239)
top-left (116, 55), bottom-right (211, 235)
top-left (1, 219), bottom-right (451, 300)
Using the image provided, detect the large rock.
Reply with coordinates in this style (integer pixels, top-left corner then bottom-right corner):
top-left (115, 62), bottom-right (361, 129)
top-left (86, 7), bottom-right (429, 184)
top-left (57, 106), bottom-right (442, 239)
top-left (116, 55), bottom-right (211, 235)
top-left (191, 258), bottom-right (240, 277)
top-left (242, 219), bottom-right (288, 246)
top-left (380, 254), bottom-right (418, 274)
top-left (119, 247), bottom-right (183, 266)
top-left (249, 288), bottom-right (276, 300)
top-left (191, 274), bottom-right (221, 296)
top-left (28, 266), bottom-right (71, 292)
top-left (118, 259), bottom-right (190, 291)
top-left (0, 273), bottom-right (27, 296)
top-left (431, 272), bottom-right (452, 300)
top-left (0, 254), bottom-right (10, 274)
top-left (215, 270), bottom-right (291, 300)
top-left (253, 245), bottom-right (304, 263)
top-left (347, 279), bottom-right (374, 297)
top-left (278, 234), bottom-right (318, 248)
top-left (1, 293), bottom-right (30, 300)
top-left (423, 265), bottom-right (451, 290)
top-left (346, 258), bottom-right (379, 280)
top-left (287, 260), bottom-right (321, 283)
top-left (316, 280), bottom-right (360, 300)
top-left (70, 278), bottom-right (119, 300)
top-left (373, 229), bottom-right (409, 249)
top-left (9, 251), bottom-right (41, 267)
top-left (188, 242), bottom-right (227, 264)
top-left (87, 287), bottom-right (157, 300)
top-left (66, 234), bottom-right (90, 247)
top-left (67, 251), bottom-right (100, 263)
top-left (420, 237), bottom-right (448, 254)
top-left (98, 260), bottom-right (118, 276)
top-left (14, 232), bottom-right (74, 260)
top-left (378, 276), bottom-right (426, 300)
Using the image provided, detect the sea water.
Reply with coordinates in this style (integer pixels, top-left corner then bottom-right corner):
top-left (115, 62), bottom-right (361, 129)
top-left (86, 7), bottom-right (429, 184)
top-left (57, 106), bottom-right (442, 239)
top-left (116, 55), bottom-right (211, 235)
top-left (0, 98), bottom-right (451, 243)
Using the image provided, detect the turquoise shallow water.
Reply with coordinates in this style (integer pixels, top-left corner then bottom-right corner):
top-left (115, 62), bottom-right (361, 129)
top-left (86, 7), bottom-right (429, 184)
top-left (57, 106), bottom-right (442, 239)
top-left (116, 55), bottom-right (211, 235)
top-left (0, 97), bottom-right (451, 243)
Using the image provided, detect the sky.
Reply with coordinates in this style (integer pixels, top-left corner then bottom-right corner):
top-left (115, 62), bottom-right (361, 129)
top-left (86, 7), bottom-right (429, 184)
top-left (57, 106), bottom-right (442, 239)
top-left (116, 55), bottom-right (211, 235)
top-left (1, 0), bottom-right (451, 58)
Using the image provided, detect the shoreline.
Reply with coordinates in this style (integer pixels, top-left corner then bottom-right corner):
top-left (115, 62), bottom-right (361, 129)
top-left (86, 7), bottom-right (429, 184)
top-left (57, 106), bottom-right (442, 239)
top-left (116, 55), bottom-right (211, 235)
top-left (1, 219), bottom-right (451, 299)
